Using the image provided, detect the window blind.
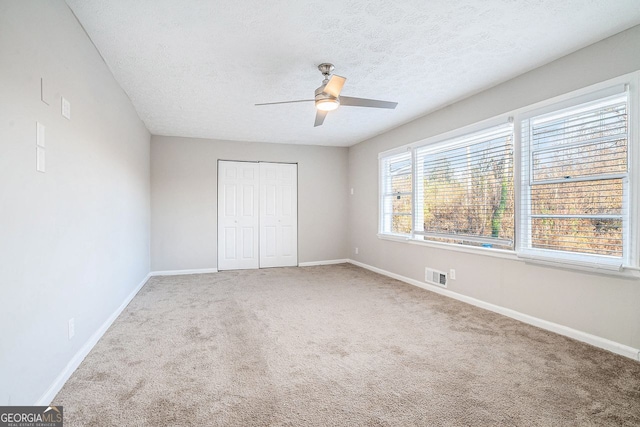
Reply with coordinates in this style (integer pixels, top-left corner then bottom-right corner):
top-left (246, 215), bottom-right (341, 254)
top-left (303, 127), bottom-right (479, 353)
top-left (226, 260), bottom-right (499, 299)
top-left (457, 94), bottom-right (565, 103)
top-left (380, 151), bottom-right (412, 235)
top-left (414, 124), bottom-right (514, 248)
top-left (520, 93), bottom-right (629, 264)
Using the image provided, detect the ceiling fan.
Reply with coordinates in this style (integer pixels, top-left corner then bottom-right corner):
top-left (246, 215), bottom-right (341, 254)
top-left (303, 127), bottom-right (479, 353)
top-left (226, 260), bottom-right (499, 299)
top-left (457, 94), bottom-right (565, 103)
top-left (255, 63), bottom-right (398, 127)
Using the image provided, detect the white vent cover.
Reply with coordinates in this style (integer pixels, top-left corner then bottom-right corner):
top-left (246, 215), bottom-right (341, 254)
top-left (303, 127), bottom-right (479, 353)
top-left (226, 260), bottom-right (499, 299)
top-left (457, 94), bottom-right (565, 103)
top-left (425, 268), bottom-right (448, 287)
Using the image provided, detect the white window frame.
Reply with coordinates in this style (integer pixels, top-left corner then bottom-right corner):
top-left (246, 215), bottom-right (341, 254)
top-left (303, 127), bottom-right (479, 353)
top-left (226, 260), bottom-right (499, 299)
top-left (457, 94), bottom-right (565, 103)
top-left (413, 122), bottom-right (515, 247)
top-left (518, 85), bottom-right (631, 270)
top-left (378, 147), bottom-right (413, 237)
top-left (377, 71), bottom-right (640, 275)
top-left (379, 116), bottom-right (515, 252)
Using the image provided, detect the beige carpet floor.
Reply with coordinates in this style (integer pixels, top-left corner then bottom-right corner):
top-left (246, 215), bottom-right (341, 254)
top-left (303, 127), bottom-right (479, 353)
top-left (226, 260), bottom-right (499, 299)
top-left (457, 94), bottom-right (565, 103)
top-left (54, 264), bottom-right (640, 426)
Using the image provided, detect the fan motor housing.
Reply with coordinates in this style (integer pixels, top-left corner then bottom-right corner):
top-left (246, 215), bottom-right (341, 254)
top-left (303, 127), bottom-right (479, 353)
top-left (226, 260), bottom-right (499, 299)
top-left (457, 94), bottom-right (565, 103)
top-left (315, 86), bottom-right (338, 102)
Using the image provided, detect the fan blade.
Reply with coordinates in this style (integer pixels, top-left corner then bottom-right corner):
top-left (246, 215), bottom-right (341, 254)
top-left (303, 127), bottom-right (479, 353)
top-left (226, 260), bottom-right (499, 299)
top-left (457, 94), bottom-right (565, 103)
top-left (255, 99), bottom-right (314, 106)
top-left (314, 110), bottom-right (328, 127)
top-left (323, 75), bottom-right (346, 98)
top-left (340, 96), bottom-right (397, 109)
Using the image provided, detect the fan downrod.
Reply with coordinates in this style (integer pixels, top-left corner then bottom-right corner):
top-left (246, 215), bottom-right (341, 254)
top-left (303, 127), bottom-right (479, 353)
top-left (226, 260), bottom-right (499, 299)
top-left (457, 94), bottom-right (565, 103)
top-left (318, 63), bottom-right (335, 79)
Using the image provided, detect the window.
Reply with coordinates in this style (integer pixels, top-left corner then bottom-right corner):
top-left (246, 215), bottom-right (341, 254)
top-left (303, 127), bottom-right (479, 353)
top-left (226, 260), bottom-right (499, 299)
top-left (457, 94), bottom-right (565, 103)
top-left (379, 123), bottom-right (514, 249)
top-left (380, 151), bottom-right (412, 235)
top-left (378, 73), bottom-right (637, 272)
top-left (414, 124), bottom-right (514, 249)
top-left (520, 90), bottom-right (630, 267)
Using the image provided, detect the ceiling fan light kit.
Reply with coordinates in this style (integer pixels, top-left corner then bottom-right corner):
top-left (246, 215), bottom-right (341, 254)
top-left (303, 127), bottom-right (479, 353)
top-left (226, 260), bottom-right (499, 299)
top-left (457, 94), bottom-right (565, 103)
top-left (315, 98), bottom-right (340, 111)
top-left (256, 63), bottom-right (398, 127)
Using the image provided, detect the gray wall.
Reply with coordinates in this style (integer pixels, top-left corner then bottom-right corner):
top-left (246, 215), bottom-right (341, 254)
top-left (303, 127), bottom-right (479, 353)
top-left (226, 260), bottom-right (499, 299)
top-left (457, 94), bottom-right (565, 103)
top-left (151, 136), bottom-right (348, 271)
top-left (0, 1), bottom-right (151, 405)
top-left (348, 26), bottom-right (640, 349)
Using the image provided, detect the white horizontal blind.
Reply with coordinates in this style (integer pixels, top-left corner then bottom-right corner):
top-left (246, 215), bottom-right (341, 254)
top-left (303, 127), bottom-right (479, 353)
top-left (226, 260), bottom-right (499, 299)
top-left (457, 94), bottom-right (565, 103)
top-left (520, 93), bottom-right (629, 265)
top-left (414, 124), bottom-right (514, 248)
top-left (380, 150), bottom-right (412, 235)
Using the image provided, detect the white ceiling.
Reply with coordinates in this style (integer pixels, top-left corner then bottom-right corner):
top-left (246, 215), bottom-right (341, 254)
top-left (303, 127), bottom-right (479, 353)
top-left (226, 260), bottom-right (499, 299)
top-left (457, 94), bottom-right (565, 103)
top-left (65, 0), bottom-right (640, 147)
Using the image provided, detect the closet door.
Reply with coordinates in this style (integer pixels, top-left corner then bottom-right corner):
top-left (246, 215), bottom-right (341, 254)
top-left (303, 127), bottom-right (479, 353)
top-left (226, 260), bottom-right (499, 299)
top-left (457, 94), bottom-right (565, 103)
top-left (217, 161), bottom-right (260, 270)
top-left (259, 162), bottom-right (298, 268)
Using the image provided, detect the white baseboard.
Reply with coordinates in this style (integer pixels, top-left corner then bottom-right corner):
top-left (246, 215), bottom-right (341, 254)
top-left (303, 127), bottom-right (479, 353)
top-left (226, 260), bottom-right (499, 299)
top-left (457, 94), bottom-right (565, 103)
top-left (35, 273), bottom-right (151, 405)
top-left (150, 268), bottom-right (218, 276)
top-left (298, 259), bottom-right (349, 267)
top-left (348, 259), bottom-right (640, 362)
top-left (152, 263), bottom-right (352, 273)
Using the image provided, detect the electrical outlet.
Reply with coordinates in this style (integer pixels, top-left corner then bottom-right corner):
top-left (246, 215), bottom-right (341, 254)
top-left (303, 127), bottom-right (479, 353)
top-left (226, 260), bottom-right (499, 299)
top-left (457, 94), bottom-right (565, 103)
top-left (68, 318), bottom-right (75, 340)
top-left (355, 247), bottom-right (359, 255)
top-left (449, 269), bottom-right (456, 280)
top-left (61, 97), bottom-right (71, 120)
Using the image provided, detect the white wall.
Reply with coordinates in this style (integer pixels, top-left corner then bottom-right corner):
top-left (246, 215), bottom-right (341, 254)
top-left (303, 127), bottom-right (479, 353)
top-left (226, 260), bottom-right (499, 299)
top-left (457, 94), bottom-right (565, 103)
top-left (349, 26), bottom-right (640, 351)
top-left (151, 136), bottom-right (348, 271)
top-left (0, 1), bottom-right (151, 405)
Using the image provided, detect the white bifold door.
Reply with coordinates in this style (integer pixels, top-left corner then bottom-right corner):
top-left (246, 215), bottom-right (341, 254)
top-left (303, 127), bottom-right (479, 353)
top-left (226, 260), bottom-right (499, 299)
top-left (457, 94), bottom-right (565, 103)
top-left (217, 161), bottom-right (260, 270)
top-left (259, 162), bottom-right (298, 268)
top-left (218, 161), bottom-right (297, 270)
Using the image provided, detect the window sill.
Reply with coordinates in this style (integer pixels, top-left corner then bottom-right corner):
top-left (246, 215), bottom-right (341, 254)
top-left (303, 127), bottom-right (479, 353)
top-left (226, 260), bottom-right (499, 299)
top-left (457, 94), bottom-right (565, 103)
top-left (517, 252), bottom-right (640, 279)
top-left (377, 233), bottom-right (519, 261)
top-left (377, 233), bottom-right (640, 279)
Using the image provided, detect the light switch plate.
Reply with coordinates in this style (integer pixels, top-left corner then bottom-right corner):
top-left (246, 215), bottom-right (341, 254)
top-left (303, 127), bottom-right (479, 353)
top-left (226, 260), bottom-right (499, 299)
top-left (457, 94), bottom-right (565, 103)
top-left (36, 147), bottom-right (46, 173)
top-left (36, 122), bottom-right (45, 148)
top-left (40, 78), bottom-right (50, 105)
top-left (61, 97), bottom-right (71, 120)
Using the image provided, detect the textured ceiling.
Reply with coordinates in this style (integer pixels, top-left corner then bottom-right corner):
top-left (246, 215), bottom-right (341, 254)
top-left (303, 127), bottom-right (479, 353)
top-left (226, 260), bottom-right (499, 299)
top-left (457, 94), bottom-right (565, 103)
top-left (65, 0), bottom-right (640, 147)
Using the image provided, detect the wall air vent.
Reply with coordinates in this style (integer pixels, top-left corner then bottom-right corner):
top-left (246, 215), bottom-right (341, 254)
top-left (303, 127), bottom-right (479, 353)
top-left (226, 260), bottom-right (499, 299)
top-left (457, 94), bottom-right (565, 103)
top-left (425, 268), bottom-right (447, 287)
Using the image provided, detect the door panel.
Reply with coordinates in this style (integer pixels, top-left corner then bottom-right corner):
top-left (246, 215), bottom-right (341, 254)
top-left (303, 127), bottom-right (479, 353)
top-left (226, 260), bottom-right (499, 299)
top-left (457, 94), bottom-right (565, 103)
top-left (282, 226), bottom-right (293, 256)
top-left (224, 228), bottom-right (236, 259)
top-left (242, 186), bottom-right (254, 216)
top-left (224, 184), bottom-right (236, 216)
top-left (282, 185), bottom-right (292, 216)
top-left (218, 161), bottom-right (260, 270)
top-left (259, 163), bottom-right (298, 268)
top-left (265, 226), bottom-right (276, 257)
